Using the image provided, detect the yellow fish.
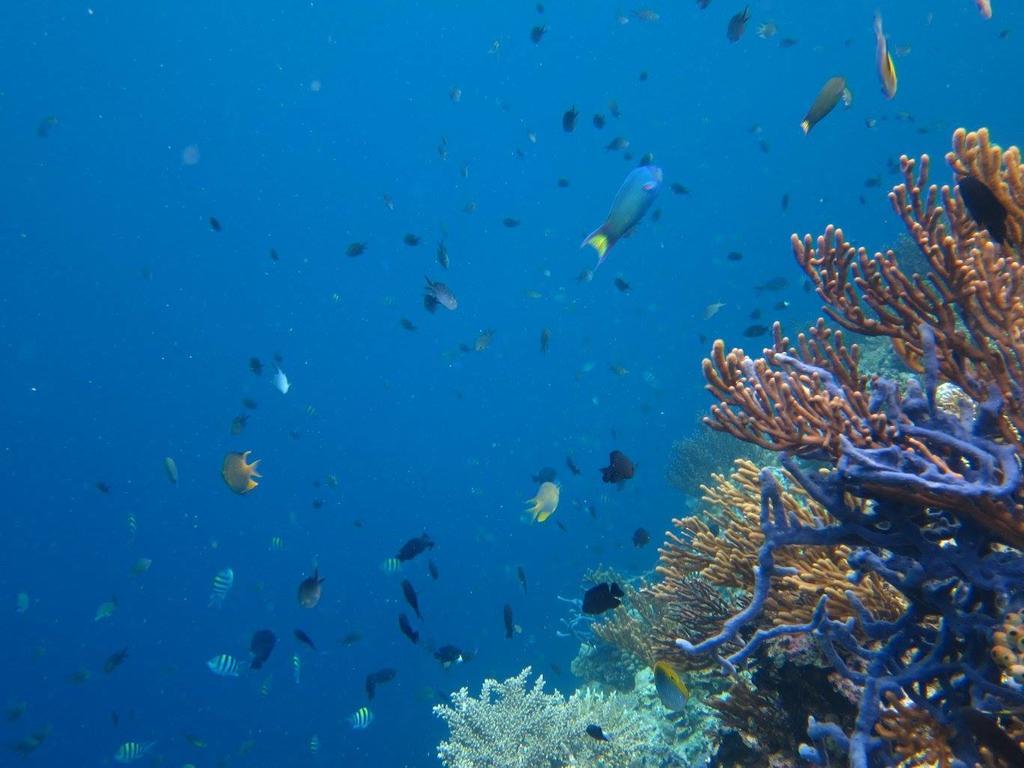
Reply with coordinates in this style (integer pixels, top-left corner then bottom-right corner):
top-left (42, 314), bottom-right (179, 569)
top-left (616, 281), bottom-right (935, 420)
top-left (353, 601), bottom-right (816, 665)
top-left (525, 482), bottom-right (560, 523)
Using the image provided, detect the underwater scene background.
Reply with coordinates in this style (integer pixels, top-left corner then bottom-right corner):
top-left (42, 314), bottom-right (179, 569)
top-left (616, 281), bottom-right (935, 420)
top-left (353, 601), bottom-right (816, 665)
top-left (3, 1), bottom-right (1024, 766)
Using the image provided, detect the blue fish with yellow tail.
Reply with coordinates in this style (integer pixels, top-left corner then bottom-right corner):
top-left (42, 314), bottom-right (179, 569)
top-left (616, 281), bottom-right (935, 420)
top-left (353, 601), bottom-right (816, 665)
top-left (581, 165), bottom-right (662, 267)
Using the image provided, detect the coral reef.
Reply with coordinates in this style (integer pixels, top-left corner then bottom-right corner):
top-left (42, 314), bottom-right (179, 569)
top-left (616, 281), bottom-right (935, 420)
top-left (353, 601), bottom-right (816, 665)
top-left (434, 667), bottom-right (679, 767)
top-left (673, 129), bottom-right (1024, 767)
top-left (667, 420), bottom-right (766, 500)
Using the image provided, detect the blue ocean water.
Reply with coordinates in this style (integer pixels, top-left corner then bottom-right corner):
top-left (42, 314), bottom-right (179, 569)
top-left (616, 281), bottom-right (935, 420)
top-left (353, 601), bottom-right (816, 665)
top-left (2, 1), bottom-right (1021, 765)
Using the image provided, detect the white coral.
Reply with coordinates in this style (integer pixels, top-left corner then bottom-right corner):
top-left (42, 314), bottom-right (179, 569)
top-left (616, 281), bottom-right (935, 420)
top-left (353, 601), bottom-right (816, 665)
top-left (434, 667), bottom-right (668, 768)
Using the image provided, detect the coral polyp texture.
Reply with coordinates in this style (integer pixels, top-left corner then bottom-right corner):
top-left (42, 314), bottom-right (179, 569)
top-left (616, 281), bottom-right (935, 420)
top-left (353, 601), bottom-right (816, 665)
top-left (676, 129), bottom-right (1024, 767)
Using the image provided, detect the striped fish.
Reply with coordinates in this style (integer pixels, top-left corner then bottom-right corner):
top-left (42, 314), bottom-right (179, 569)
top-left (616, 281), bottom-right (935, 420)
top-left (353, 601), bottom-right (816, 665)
top-left (207, 654), bottom-right (241, 677)
top-left (348, 706), bottom-right (374, 729)
top-left (292, 653), bottom-right (301, 684)
top-left (308, 734), bottom-right (320, 754)
top-left (114, 741), bottom-right (154, 763)
top-left (379, 557), bottom-right (402, 574)
top-left (208, 567), bottom-right (234, 607)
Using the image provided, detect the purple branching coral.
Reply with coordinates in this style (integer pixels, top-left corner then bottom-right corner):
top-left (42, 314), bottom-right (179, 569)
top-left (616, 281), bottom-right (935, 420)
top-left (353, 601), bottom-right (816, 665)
top-left (682, 129), bottom-right (1024, 767)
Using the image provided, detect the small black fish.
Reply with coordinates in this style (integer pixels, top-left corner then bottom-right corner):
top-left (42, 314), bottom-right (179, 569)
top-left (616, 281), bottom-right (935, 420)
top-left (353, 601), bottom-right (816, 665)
top-left (958, 175), bottom-right (1008, 244)
top-left (743, 324), bottom-right (769, 337)
top-left (503, 604), bottom-right (515, 639)
top-left (400, 317), bottom-right (417, 332)
top-left (755, 276), bottom-right (788, 291)
top-left (249, 629), bottom-right (277, 670)
top-left (103, 647), bottom-right (129, 674)
top-left (294, 629), bottom-right (317, 651)
top-left (249, 357), bottom-right (263, 375)
top-left (566, 455), bottom-right (581, 476)
top-left (427, 560), bottom-right (440, 580)
top-left (517, 565), bottom-right (528, 595)
top-left (530, 25), bottom-right (546, 43)
top-left (397, 533), bottom-right (435, 562)
top-left (95, 481), bottom-right (111, 494)
top-left (582, 583), bottom-right (624, 615)
top-left (781, 193), bottom-right (790, 211)
top-left (403, 233), bottom-right (421, 246)
top-left (230, 414), bottom-right (248, 435)
top-left (346, 242), bottom-right (367, 257)
top-left (614, 277), bottom-right (631, 293)
top-left (540, 328), bottom-right (551, 353)
top-left (556, 178), bottom-right (570, 188)
top-left (401, 579), bottom-right (422, 619)
top-left (436, 240), bottom-right (449, 269)
top-left (592, 113), bottom-right (606, 129)
top-left (503, 217), bottom-right (521, 228)
top-left (339, 631), bottom-right (363, 646)
top-left (365, 668), bottom-right (397, 701)
top-left (434, 644), bottom-right (464, 667)
top-left (241, 397), bottom-right (258, 410)
top-left (555, 520), bottom-right (568, 533)
top-left (532, 467), bottom-right (558, 484)
top-left (727, 6), bottom-right (750, 41)
top-left (37, 115), bottom-right (58, 138)
top-left (586, 724), bottom-right (610, 741)
top-left (269, 248), bottom-right (279, 261)
top-left (562, 106), bottom-right (579, 133)
top-left (779, 37), bottom-right (799, 48)
top-left (750, 308), bottom-right (762, 320)
top-left (632, 528), bottom-right (650, 547)
top-left (297, 567), bottom-right (325, 608)
top-left (726, 251), bottom-right (743, 261)
top-left (638, 70), bottom-right (648, 82)
top-left (398, 613), bottom-right (419, 644)
top-left (601, 450), bottom-right (635, 483)
top-left (209, 217), bottom-right (222, 232)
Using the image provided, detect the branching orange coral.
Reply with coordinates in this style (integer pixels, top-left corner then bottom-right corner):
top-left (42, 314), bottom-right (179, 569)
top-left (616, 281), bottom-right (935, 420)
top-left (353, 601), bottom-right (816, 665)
top-left (654, 460), bottom-right (907, 628)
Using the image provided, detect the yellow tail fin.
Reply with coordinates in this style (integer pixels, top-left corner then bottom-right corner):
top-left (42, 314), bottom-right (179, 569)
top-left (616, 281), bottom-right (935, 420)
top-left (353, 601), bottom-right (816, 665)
top-left (581, 231), bottom-right (610, 265)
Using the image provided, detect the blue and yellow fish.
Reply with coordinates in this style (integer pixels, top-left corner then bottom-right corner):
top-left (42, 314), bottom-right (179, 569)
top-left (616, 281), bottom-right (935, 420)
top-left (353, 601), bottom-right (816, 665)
top-left (653, 660), bottom-right (689, 711)
top-left (349, 706), bottom-right (374, 729)
top-left (206, 654), bottom-right (241, 677)
top-left (873, 13), bottom-right (897, 99)
top-left (581, 165), bottom-right (662, 268)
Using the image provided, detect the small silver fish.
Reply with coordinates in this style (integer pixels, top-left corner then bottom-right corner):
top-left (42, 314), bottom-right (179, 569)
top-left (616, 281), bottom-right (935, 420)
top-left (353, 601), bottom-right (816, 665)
top-left (424, 276), bottom-right (458, 312)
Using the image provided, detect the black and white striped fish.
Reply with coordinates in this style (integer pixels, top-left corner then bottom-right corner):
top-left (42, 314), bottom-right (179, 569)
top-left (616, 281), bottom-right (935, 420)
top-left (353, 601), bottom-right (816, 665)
top-left (207, 654), bottom-right (241, 677)
top-left (208, 567), bottom-right (234, 607)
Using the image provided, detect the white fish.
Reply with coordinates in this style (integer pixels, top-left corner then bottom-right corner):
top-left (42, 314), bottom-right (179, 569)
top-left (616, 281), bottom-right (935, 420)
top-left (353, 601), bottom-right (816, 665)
top-left (272, 366), bottom-right (290, 394)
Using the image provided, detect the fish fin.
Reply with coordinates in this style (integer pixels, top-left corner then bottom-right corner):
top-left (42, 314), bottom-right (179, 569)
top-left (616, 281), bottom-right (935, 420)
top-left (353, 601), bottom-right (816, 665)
top-left (581, 227), bottom-right (610, 266)
top-left (800, 120), bottom-right (811, 134)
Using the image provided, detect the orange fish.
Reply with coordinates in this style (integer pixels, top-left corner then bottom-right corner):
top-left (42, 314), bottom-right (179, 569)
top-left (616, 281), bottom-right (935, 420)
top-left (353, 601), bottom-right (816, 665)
top-left (222, 451), bottom-right (261, 494)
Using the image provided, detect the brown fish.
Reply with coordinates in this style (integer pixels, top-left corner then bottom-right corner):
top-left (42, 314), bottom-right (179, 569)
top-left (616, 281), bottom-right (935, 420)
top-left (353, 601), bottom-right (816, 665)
top-left (801, 76), bottom-right (847, 134)
top-left (297, 567), bottom-right (325, 608)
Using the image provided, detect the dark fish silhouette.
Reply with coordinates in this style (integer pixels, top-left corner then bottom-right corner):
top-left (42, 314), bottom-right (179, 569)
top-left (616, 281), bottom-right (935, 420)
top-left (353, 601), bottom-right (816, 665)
top-left (632, 528), bottom-right (650, 547)
top-left (249, 629), bottom-right (276, 670)
top-left (743, 324), bottom-right (769, 337)
top-left (103, 647), bottom-right (129, 674)
top-left (297, 567), bottom-right (325, 608)
top-left (397, 533), bottom-right (435, 562)
top-left (727, 6), bottom-right (750, 41)
top-left (532, 467), bottom-right (557, 484)
top-left (582, 583), bottom-right (624, 615)
top-left (958, 175), bottom-right (1008, 244)
top-left (562, 106), bottom-right (579, 132)
top-left (592, 113), bottom-right (605, 129)
top-left (401, 579), bottom-right (422, 619)
top-left (614, 277), bottom-right (631, 293)
top-left (517, 565), bottom-right (528, 595)
top-left (403, 233), bottom-right (421, 246)
top-left (293, 629), bottom-right (317, 651)
top-left (586, 724), bottom-right (610, 741)
top-left (209, 217), bottom-right (222, 232)
top-left (727, 251), bottom-right (743, 261)
top-left (346, 242), bottom-right (367, 257)
top-left (365, 668), bottom-right (397, 700)
top-left (249, 357), bottom-right (263, 375)
top-left (428, 560), bottom-right (440, 580)
top-left (434, 644), bottom-right (464, 667)
top-left (600, 451), bottom-right (635, 483)
top-left (398, 613), bottom-right (418, 644)
top-left (566, 455), bottom-right (581, 476)
top-left (540, 328), bottom-right (551, 353)
top-left (503, 604), bottom-right (515, 639)
top-left (530, 25), bottom-right (546, 44)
